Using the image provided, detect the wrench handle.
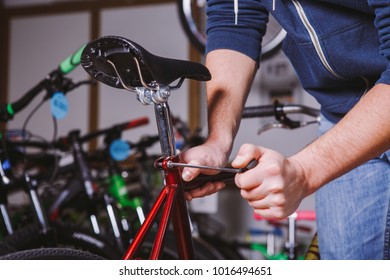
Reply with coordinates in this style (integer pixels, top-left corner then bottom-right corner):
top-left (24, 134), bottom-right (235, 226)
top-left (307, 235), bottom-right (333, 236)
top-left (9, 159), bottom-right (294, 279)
top-left (182, 159), bottom-right (258, 191)
top-left (182, 172), bottom-right (234, 191)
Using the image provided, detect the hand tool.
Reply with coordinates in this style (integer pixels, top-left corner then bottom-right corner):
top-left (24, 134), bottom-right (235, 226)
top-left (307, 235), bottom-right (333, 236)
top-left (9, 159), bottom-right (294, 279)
top-left (164, 159), bottom-right (258, 174)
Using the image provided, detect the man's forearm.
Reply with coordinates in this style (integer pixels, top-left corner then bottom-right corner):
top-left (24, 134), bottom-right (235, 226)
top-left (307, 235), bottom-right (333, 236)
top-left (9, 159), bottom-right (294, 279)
top-left (291, 83), bottom-right (390, 194)
top-left (204, 49), bottom-right (258, 154)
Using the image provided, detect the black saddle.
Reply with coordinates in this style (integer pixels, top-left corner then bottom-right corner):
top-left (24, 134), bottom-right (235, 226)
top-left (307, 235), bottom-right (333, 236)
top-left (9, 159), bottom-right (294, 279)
top-left (80, 36), bottom-right (211, 89)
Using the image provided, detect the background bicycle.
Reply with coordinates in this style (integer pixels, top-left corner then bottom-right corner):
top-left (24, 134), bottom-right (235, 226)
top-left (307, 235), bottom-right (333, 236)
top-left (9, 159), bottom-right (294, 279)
top-left (177, 0), bottom-right (286, 59)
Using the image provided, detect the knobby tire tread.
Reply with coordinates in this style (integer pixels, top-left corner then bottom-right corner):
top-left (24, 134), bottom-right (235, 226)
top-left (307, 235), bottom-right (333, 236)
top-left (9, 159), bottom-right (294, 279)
top-left (0, 247), bottom-right (106, 260)
top-left (0, 222), bottom-right (121, 259)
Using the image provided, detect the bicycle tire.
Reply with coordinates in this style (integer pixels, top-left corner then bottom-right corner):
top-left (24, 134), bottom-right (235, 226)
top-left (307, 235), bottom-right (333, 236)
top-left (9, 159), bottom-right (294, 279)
top-left (0, 222), bottom-right (121, 259)
top-left (0, 247), bottom-right (106, 260)
top-left (199, 234), bottom-right (245, 259)
top-left (0, 242), bottom-right (15, 256)
top-left (192, 235), bottom-right (227, 259)
top-left (132, 232), bottom-right (226, 260)
top-left (177, 0), bottom-right (286, 60)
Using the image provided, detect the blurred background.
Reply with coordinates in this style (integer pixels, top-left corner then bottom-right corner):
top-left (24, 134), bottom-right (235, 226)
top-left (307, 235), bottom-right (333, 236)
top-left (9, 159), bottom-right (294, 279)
top-left (0, 0), bottom-right (320, 259)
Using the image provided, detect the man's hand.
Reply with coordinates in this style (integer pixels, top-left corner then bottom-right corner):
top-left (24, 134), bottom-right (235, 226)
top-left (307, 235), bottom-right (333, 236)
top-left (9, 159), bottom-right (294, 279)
top-left (232, 143), bottom-right (310, 219)
top-left (179, 141), bottom-right (230, 200)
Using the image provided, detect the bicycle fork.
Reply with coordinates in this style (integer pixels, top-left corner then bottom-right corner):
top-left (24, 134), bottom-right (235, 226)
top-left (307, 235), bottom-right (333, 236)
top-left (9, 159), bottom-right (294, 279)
top-left (69, 130), bottom-right (126, 251)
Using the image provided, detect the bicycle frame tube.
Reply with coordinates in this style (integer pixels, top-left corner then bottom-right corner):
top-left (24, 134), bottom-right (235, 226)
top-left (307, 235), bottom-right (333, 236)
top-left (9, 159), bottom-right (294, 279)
top-left (155, 103), bottom-right (176, 157)
top-left (122, 102), bottom-right (195, 260)
top-left (0, 164), bottom-right (14, 235)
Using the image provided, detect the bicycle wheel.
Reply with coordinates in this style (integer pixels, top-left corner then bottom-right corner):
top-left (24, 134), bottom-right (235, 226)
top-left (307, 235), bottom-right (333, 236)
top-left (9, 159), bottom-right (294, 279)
top-left (130, 231), bottom-right (227, 259)
top-left (0, 222), bottom-right (121, 259)
top-left (192, 235), bottom-right (233, 259)
top-left (0, 247), bottom-right (106, 260)
top-left (178, 0), bottom-right (286, 60)
top-left (198, 234), bottom-right (245, 259)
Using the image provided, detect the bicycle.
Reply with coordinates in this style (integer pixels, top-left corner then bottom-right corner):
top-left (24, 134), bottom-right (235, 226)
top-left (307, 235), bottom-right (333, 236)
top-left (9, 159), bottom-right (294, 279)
top-left (80, 35), bottom-right (247, 259)
top-left (0, 44), bottom-right (89, 236)
top-left (79, 35), bottom-right (323, 260)
top-left (48, 118), bottom-right (232, 259)
top-left (177, 0), bottom-right (286, 59)
top-left (0, 45), bottom-right (122, 259)
top-left (48, 117), bottom-right (149, 250)
top-left (3, 114), bottom-right (233, 260)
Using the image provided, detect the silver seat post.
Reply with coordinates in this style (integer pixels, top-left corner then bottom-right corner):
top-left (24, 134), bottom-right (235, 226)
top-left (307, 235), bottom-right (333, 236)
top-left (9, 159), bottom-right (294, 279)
top-left (107, 59), bottom-right (177, 157)
top-left (134, 84), bottom-right (176, 157)
top-left (154, 102), bottom-right (176, 157)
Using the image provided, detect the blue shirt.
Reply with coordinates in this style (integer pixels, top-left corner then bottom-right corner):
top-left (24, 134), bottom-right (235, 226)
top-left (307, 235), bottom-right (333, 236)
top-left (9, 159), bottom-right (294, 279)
top-left (206, 0), bottom-right (390, 122)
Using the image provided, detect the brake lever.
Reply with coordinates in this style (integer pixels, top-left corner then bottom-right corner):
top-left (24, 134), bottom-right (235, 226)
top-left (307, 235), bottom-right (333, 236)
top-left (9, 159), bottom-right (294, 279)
top-left (257, 119), bottom-right (320, 135)
top-left (258, 122), bottom-right (289, 134)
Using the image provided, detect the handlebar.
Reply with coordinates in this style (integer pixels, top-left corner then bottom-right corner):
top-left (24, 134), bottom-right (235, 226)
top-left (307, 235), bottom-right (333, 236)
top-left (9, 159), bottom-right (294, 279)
top-left (58, 45), bottom-right (86, 75)
top-left (79, 116), bottom-right (149, 144)
top-left (5, 116), bottom-right (150, 153)
top-left (242, 103), bottom-right (319, 119)
top-left (0, 45), bottom-right (87, 122)
top-left (242, 100), bottom-right (320, 133)
top-left (171, 101), bottom-right (321, 153)
top-left (181, 101), bottom-right (321, 191)
top-left (129, 135), bottom-right (160, 152)
top-left (54, 116), bottom-right (149, 151)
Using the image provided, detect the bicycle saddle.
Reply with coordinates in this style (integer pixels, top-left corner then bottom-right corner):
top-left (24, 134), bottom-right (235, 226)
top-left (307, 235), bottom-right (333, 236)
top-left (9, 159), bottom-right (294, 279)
top-left (81, 36), bottom-right (211, 89)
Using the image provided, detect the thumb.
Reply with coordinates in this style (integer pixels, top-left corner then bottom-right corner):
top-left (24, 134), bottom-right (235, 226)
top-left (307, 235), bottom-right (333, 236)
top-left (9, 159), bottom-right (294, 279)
top-left (181, 160), bottom-right (202, 182)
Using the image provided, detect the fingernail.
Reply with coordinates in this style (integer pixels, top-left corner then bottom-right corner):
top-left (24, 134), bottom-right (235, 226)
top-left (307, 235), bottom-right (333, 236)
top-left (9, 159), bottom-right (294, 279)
top-left (216, 182), bottom-right (225, 191)
top-left (207, 183), bottom-right (214, 193)
top-left (182, 170), bottom-right (192, 181)
top-left (184, 193), bottom-right (192, 201)
top-left (232, 156), bottom-right (243, 166)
